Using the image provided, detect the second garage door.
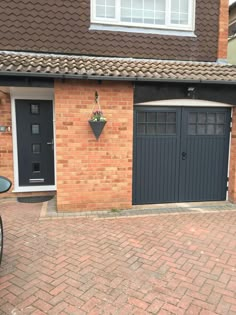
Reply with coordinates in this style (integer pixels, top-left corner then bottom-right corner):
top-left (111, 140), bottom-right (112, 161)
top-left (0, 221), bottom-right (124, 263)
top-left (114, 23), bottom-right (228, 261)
top-left (133, 107), bottom-right (231, 205)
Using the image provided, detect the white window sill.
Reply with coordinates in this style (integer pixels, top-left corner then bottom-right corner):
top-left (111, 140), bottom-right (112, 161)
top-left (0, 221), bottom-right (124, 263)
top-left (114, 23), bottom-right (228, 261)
top-left (90, 24), bottom-right (196, 37)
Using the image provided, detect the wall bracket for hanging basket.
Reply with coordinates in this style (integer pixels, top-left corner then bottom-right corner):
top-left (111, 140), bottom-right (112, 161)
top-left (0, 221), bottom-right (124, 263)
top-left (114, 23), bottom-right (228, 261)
top-left (89, 120), bottom-right (107, 140)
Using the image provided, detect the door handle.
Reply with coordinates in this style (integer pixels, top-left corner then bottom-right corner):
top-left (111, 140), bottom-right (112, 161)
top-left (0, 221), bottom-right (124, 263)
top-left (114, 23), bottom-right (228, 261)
top-left (47, 139), bottom-right (54, 145)
top-left (47, 139), bottom-right (54, 150)
top-left (182, 152), bottom-right (187, 160)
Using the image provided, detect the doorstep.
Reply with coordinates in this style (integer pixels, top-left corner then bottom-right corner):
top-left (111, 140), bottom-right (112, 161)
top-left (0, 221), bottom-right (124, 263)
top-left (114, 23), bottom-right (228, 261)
top-left (39, 198), bottom-right (236, 220)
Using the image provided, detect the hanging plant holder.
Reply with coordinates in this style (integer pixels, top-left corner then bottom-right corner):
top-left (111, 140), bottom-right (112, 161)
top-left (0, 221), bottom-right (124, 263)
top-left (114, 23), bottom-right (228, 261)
top-left (88, 91), bottom-right (107, 140)
top-left (89, 120), bottom-right (107, 140)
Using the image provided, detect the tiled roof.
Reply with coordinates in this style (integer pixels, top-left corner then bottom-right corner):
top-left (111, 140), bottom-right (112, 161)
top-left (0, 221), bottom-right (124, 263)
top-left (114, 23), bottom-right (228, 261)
top-left (1, 51), bottom-right (236, 83)
top-left (0, 0), bottom-right (219, 62)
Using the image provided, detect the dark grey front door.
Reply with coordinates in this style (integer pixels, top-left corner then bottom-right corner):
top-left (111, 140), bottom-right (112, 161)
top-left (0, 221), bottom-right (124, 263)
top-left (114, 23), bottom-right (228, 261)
top-left (15, 100), bottom-right (54, 187)
top-left (133, 106), bottom-right (231, 204)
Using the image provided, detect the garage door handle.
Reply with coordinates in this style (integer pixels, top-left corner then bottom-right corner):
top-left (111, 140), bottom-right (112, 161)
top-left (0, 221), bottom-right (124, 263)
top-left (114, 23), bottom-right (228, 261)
top-left (182, 152), bottom-right (187, 160)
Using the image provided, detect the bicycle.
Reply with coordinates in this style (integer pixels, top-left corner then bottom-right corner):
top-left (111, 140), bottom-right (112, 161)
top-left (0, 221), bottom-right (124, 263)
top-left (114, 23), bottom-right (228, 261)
top-left (0, 176), bottom-right (12, 265)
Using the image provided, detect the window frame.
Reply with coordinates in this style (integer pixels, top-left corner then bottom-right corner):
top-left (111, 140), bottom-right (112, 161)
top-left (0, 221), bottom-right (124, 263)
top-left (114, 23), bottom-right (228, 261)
top-left (91, 0), bottom-right (196, 32)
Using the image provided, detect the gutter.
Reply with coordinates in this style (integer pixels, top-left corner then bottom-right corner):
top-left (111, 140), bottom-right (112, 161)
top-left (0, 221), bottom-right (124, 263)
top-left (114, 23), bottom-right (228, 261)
top-left (1, 71), bottom-right (236, 85)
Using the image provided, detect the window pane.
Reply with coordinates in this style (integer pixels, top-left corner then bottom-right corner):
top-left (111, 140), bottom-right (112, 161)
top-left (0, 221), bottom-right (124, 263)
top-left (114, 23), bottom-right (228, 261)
top-left (167, 112), bottom-right (176, 122)
top-left (171, 0), bottom-right (189, 25)
top-left (198, 113), bottom-right (207, 123)
top-left (147, 124), bottom-right (156, 135)
top-left (31, 104), bottom-right (39, 115)
top-left (188, 124), bottom-right (196, 135)
top-left (171, 0), bottom-right (179, 12)
top-left (216, 113), bottom-right (225, 123)
top-left (144, 10), bottom-right (155, 19)
top-left (157, 112), bottom-right (167, 122)
top-left (145, 0), bottom-right (155, 10)
top-left (107, 0), bottom-right (115, 5)
top-left (207, 124), bottom-right (215, 135)
top-left (137, 124), bottom-right (146, 135)
top-left (133, 0), bottom-right (143, 9)
top-left (32, 144), bottom-right (41, 154)
top-left (155, 0), bottom-right (165, 11)
top-left (166, 124), bottom-right (176, 134)
top-left (137, 112), bottom-right (146, 122)
top-left (32, 162), bottom-right (40, 173)
top-left (96, 5), bottom-right (106, 17)
top-left (197, 124), bottom-right (206, 135)
top-left (106, 6), bottom-right (115, 18)
top-left (155, 0), bottom-right (165, 24)
top-left (216, 125), bottom-right (224, 135)
top-left (171, 13), bottom-right (179, 24)
top-left (121, 8), bottom-right (131, 21)
top-left (96, 0), bottom-right (115, 18)
top-left (155, 12), bottom-right (165, 24)
top-left (189, 113), bottom-right (197, 123)
top-left (208, 113), bottom-right (216, 123)
top-left (157, 124), bottom-right (166, 134)
top-left (180, 0), bottom-right (188, 13)
top-left (32, 124), bottom-right (40, 135)
top-left (133, 9), bottom-right (142, 18)
top-left (180, 13), bottom-right (188, 24)
top-left (121, 0), bottom-right (131, 7)
top-left (147, 112), bottom-right (156, 122)
top-left (144, 17), bottom-right (155, 24)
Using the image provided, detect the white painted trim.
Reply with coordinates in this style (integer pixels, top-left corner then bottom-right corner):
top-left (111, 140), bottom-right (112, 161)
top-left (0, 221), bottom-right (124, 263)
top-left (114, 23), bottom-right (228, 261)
top-left (10, 87), bottom-right (54, 99)
top-left (10, 87), bottom-right (57, 193)
top-left (90, 24), bottom-right (196, 36)
top-left (135, 99), bottom-right (234, 107)
top-left (226, 108), bottom-right (233, 201)
top-left (91, 0), bottom-right (195, 32)
top-left (13, 186), bottom-right (56, 193)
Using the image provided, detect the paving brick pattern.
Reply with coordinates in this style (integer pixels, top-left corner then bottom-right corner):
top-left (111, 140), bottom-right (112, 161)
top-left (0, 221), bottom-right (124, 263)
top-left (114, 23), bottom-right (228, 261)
top-left (0, 199), bottom-right (236, 314)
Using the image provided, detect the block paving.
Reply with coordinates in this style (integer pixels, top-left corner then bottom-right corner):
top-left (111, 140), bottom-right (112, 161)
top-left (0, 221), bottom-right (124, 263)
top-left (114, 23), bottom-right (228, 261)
top-left (0, 199), bottom-right (236, 314)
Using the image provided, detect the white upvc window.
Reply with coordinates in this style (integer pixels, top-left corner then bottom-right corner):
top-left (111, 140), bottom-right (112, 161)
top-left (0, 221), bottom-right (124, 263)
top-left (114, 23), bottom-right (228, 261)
top-left (91, 0), bottom-right (195, 31)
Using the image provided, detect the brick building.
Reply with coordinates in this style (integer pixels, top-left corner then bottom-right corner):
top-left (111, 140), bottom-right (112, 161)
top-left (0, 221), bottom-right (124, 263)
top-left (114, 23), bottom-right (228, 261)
top-left (1, 0), bottom-right (236, 211)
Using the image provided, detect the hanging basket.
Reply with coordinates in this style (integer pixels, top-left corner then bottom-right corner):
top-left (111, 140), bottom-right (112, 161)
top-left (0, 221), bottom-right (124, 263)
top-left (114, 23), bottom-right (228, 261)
top-left (89, 120), bottom-right (107, 140)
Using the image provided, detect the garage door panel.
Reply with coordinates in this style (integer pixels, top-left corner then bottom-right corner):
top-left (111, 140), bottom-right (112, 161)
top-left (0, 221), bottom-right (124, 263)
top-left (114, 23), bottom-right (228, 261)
top-left (134, 137), bottom-right (180, 204)
top-left (179, 137), bottom-right (228, 201)
top-left (133, 107), bottom-right (181, 204)
top-left (179, 107), bottom-right (231, 202)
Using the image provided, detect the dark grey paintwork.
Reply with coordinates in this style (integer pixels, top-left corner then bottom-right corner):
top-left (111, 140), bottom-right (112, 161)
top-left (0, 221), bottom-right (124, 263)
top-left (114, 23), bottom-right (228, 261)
top-left (133, 107), bottom-right (231, 205)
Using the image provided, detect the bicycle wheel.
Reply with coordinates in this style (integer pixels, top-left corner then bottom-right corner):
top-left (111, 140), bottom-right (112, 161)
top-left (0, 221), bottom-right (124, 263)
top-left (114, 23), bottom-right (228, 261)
top-left (0, 216), bottom-right (3, 265)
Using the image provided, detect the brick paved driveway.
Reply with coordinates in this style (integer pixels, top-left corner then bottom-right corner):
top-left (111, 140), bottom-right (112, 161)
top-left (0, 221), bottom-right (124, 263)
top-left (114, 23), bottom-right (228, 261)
top-left (0, 200), bottom-right (236, 315)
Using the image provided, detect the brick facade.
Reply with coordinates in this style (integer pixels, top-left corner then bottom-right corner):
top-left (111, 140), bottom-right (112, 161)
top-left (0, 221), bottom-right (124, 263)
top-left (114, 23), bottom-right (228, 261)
top-left (0, 92), bottom-right (14, 196)
top-left (55, 80), bottom-right (133, 211)
top-left (218, 0), bottom-right (229, 60)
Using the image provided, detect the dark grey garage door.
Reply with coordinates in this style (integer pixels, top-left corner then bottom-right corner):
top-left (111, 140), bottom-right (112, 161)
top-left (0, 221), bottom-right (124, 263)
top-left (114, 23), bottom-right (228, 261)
top-left (133, 107), bottom-right (231, 205)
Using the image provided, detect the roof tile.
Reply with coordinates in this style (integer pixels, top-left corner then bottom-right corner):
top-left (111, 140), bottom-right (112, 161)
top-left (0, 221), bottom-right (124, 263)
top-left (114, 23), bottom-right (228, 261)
top-left (0, 51), bottom-right (236, 83)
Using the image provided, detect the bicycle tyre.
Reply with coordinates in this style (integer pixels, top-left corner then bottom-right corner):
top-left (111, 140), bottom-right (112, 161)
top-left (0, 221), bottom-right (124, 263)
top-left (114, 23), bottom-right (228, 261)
top-left (0, 216), bottom-right (3, 265)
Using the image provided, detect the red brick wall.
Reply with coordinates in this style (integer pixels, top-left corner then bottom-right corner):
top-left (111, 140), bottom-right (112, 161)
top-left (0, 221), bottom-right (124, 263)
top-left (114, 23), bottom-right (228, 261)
top-left (228, 107), bottom-right (236, 202)
top-left (218, 0), bottom-right (229, 60)
top-left (55, 80), bottom-right (133, 211)
top-left (0, 92), bottom-right (14, 196)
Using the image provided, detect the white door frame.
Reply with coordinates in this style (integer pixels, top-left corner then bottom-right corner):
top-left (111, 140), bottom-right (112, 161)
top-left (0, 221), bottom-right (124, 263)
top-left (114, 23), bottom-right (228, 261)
top-left (10, 87), bottom-right (56, 192)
